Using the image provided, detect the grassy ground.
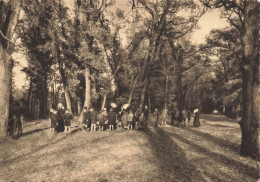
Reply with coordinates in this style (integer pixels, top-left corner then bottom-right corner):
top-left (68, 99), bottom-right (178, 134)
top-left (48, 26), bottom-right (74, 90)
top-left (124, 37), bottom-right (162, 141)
top-left (0, 114), bottom-right (259, 181)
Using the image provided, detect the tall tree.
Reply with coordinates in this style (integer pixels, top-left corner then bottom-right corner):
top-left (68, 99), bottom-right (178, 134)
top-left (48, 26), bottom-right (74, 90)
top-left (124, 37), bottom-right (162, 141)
top-left (0, 0), bottom-right (21, 137)
top-left (200, 0), bottom-right (259, 158)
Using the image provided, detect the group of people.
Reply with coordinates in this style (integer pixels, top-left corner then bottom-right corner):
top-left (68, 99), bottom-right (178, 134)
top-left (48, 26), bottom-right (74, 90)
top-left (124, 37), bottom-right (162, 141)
top-left (82, 106), bottom-right (149, 132)
top-left (49, 103), bottom-right (73, 134)
top-left (170, 109), bottom-right (201, 127)
top-left (49, 103), bottom-right (201, 134)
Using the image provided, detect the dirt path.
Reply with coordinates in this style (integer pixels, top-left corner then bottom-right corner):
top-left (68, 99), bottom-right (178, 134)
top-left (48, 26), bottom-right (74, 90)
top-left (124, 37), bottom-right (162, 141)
top-left (0, 115), bottom-right (259, 181)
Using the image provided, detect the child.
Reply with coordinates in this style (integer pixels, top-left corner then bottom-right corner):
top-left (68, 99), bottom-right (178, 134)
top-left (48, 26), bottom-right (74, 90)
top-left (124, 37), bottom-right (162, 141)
top-left (64, 109), bottom-right (73, 134)
top-left (134, 109), bottom-right (141, 129)
top-left (90, 107), bottom-right (98, 132)
top-left (139, 112), bottom-right (147, 130)
top-left (50, 109), bottom-right (58, 134)
top-left (98, 109), bottom-right (107, 132)
top-left (128, 110), bottom-right (134, 130)
top-left (108, 108), bottom-right (116, 131)
top-left (122, 110), bottom-right (129, 129)
top-left (82, 107), bottom-right (90, 130)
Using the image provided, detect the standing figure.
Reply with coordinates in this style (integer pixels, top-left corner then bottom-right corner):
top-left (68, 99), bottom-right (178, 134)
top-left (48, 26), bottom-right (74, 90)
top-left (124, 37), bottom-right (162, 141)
top-left (50, 109), bottom-right (58, 134)
top-left (193, 110), bottom-right (200, 127)
top-left (144, 105), bottom-right (149, 121)
top-left (57, 103), bottom-right (65, 132)
top-left (128, 110), bottom-right (134, 130)
top-left (122, 110), bottom-right (129, 129)
top-left (161, 108), bottom-right (169, 127)
top-left (64, 109), bottom-right (73, 134)
top-left (153, 108), bottom-right (160, 127)
top-left (134, 108), bottom-right (141, 129)
top-left (177, 110), bottom-right (185, 127)
top-left (90, 107), bottom-right (98, 132)
top-left (108, 108), bottom-right (116, 131)
top-left (98, 108), bottom-right (107, 132)
top-left (139, 112), bottom-right (147, 130)
top-left (187, 110), bottom-right (191, 127)
top-left (170, 110), bottom-right (176, 126)
top-left (83, 107), bottom-right (91, 130)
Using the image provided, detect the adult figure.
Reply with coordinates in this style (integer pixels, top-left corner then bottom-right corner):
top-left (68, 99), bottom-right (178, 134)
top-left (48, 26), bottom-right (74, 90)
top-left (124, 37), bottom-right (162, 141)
top-left (57, 103), bottom-right (65, 132)
top-left (108, 108), bottom-right (117, 131)
top-left (187, 110), bottom-right (191, 126)
top-left (177, 110), bottom-right (185, 127)
top-left (153, 108), bottom-right (160, 127)
top-left (193, 109), bottom-right (200, 127)
top-left (144, 105), bottom-right (149, 121)
top-left (170, 110), bottom-right (176, 126)
top-left (83, 107), bottom-right (91, 130)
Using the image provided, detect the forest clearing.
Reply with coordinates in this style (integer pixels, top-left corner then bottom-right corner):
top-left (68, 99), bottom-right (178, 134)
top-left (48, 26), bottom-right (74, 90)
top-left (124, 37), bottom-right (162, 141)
top-left (0, 114), bottom-right (259, 181)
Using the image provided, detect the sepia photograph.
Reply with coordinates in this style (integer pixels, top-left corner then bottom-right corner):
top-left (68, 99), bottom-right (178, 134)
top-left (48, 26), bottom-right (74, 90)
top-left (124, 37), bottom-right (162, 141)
top-left (0, 0), bottom-right (259, 181)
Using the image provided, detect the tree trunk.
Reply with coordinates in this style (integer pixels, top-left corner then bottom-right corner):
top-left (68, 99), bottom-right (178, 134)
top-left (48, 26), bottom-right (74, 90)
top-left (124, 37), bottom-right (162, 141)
top-left (39, 75), bottom-right (48, 118)
top-left (239, 0), bottom-right (259, 158)
top-left (0, 1), bottom-right (21, 137)
top-left (78, 66), bottom-right (91, 122)
top-left (139, 77), bottom-right (148, 111)
top-left (101, 94), bottom-right (107, 110)
top-left (128, 74), bottom-right (140, 105)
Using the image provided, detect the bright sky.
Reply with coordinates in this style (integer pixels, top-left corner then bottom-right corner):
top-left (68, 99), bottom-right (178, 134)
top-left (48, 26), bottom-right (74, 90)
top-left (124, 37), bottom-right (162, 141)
top-left (13, 0), bottom-right (229, 92)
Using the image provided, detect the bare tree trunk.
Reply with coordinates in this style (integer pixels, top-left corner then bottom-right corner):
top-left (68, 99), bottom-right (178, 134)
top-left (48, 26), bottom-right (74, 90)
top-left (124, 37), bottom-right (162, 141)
top-left (101, 94), bottom-right (107, 110)
top-left (239, 0), bottom-right (259, 158)
top-left (128, 74), bottom-right (140, 105)
top-left (139, 77), bottom-right (148, 111)
top-left (0, 1), bottom-right (21, 137)
top-left (78, 66), bottom-right (91, 122)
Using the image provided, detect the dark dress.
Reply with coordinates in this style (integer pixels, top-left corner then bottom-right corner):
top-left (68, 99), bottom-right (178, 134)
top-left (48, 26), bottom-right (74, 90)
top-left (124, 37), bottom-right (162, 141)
top-left (193, 112), bottom-right (200, 127)
top-left (153, 111), bottom-right (160, 127)
top-left (144, 109), bottom-right (149, 121)
top-left (187, 111), bottom-right (191, 122)
top-left (90, 110), bottom-right (98, 124)
top-left (64, 113), bottom-right (73, 126)
top-left (177, 112), bottom-right (184, 123)
top-left (50, 113), bottom-right (58, 128)
top-left (107, 111), bottom-right (116, 125)
top-left (83, 110), bottom-right (91, 128)
top-left (57, 108), bottom-right (65, 132)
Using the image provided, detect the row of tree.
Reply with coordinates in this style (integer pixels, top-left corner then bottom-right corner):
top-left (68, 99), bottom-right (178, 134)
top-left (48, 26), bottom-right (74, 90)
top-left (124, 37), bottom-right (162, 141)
top-left (0, 0), bottom-right (258, 158)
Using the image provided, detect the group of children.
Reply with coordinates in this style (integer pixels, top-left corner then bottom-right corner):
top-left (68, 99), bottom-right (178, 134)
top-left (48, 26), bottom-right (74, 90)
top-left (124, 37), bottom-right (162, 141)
top-left (49, 104), bottom-right (73, 134)
top-left (49, 103), bottom-right (200, 134)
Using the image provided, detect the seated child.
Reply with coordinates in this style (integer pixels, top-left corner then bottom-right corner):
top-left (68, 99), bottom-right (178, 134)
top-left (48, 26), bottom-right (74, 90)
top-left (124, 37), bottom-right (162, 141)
top-left (64, 109), bottom-right (73, 134)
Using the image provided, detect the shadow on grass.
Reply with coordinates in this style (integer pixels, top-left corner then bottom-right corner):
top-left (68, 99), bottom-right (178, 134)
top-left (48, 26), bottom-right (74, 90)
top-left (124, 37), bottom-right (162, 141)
top-left (201, 114), bottom-right (238, 123)
top-left (163, 129), bottom-right (259, 180)
top-left (184, 127), bottom-right (240, 153)
top-left (144, 127), bottom-right (207, 181)
top-left (22, 127), bottom-right (49, 137)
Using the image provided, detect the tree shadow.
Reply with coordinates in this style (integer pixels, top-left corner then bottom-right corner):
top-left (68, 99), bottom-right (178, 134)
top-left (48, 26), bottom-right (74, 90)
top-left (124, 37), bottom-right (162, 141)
top-left (163, 129), bottom-right (259, 180)
top-left (144, 127), bottom-right (208, 181)
top-left (22, 127), bottom-right (49, 137)
top-left (201, 114), bottom-right (238, 123)
top-left (181, 127), bottom-right (240, 153)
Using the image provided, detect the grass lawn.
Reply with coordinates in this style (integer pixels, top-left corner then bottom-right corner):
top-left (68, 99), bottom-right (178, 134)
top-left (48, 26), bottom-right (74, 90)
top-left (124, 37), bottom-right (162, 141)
top-left (0, 114), bottom-right (259, 181)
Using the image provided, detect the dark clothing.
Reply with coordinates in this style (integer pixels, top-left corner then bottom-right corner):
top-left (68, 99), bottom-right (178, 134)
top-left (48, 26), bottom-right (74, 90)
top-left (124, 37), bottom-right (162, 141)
top-left (144, 109), bottom-right (149, 121)
top-left (64, 113), bottom-right (73, 126)
top-left (107, 111), bottom-right (117, 125)
top-left (171, 111), bottom-right (176, 125)
top-left (90, 110), bottom-right (98, 124)
top-left (122, 111), bottom-right (129, 126)
top-left (50, 113), bottom-right (58, 128)
top-left (98, 112), bottom-right (107, 126)
top-left (193, 112), bottom-right (200, 127)
top-left (57, 108), bottom-right (65, 132)
top-left (187, 111), bottom-right (191, 122)
top-left (83, 111), bottom-right (91, 125)
top-left (177, 112), bottom-right (184, 123)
